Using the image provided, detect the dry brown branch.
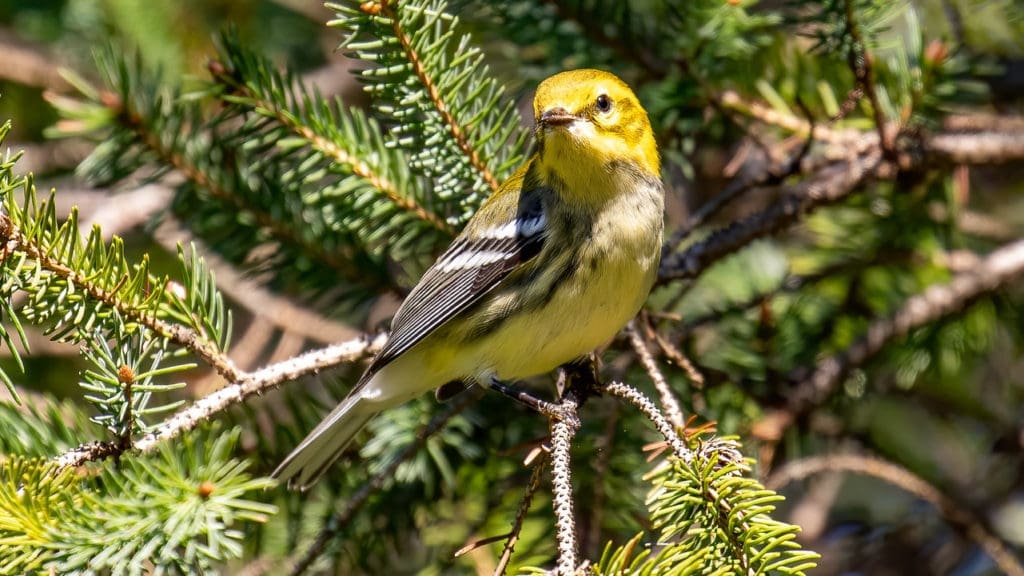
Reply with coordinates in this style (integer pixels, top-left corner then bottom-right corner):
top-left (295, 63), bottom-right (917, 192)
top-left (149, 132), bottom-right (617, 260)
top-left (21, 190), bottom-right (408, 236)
top-left (925, 131), bottom-right (1024, 165)
top-left (718, 90), bottom-right (851, 144)
top-left (660, 149), bottom-right (884, 281)
top-left (651, 330), bottom-right (705, 389)
top-left (493, 457), bottom-right (546, 576)
top-left (766, 453), bottom-right (1024, 576)
top-left (0, 29), bottom-right (71, 91)
top-left (784, 237), bottom-right (1024, 415)
top-left (12, 140), bottom-right (91, 175)
top-left (154, 217), bottom-right (358, 344)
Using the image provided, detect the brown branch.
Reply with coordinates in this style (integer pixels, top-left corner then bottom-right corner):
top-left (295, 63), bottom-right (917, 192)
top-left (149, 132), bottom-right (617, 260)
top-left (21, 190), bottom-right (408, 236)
top-left (925, 131), bottom-right (1024, 165)
top-left (718, 90), bottom-right (852, 144)
top-left (782, 237), bottom-right (1024, 417)
top-left (153, 217), bottom-right (358, 344)
top-left (843, 0), bottom-right (896, 159)
top-left (289, 391), bottom-right (476, 576)
top-left (766, 454), bottom-right (1024, 576)
top-left (0, 29), bottom-right (71, 91)
top-left (379, 1), bottom-right (500, 192)
top-left (659, 148), bottom-right (884, 281)
top-left (493, 457), bottom-right (546, 576)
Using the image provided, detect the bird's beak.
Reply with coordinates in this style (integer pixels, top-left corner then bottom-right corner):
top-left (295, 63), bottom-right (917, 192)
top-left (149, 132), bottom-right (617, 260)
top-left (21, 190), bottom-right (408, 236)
top-left (539, 107), bottom-right (576, 128)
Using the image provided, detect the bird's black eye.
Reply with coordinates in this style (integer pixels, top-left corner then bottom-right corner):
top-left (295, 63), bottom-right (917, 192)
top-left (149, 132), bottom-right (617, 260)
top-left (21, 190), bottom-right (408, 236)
top-left (595, 94), bottom-right (613, 113)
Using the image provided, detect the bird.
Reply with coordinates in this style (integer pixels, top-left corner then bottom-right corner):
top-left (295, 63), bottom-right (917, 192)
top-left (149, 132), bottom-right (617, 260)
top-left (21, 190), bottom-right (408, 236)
top-left (274, 69), bottom-right (664, 490)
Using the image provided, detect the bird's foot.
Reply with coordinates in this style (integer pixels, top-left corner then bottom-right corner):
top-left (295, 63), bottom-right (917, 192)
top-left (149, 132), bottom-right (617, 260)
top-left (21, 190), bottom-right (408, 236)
top-left (488, 378), bottom-right (580, 427)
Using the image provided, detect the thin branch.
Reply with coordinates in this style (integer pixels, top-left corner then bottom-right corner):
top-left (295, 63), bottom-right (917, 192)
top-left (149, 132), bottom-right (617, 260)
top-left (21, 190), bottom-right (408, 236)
top-left (379, 0), bottom-right (501, 192)
top-left (493, 457), bottom-right (546, 576)
top-left (718, 90), bottom-right (851, 144)
top-left (659, 148), bottom-right (884, 282)
top-left (0, 29), bottom-right (71, 91)
top-left (52, 333), bottom-right (387, 469)
top-left (842, 0), bottom-right (895, 159)
top-left (153, 217), bottom-right (359, 344)
top-left (289, 391), bottom-right (476, 576)
top-left (603, 381), bottom-right (692, 463)
top-left (766, 454), bottom-right (1024, 576)
top-left (925, 131), bottom-right (1024, 165)
top-left (784, 237), bottom-right (1024, 415)
top-left (626, 321), bottom-right (685, 430)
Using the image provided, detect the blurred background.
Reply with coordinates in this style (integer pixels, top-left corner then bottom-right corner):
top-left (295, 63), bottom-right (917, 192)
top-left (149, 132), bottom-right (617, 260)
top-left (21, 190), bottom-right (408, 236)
top-left (1, 0), bottom-right (1024, 574)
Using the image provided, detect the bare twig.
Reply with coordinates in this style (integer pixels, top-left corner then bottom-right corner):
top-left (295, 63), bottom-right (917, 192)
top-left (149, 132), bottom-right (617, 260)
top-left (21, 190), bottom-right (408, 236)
top-left (154, 217), bottom-right (358, 344)
top-left (604, 381), bottom-right (692, 462)
top-left (289, 391), bottom-right (477, 576)
top-left (651, 330), bottom-right (705, 389)
top-left (0, 29), bottom-right (71, 91)
top-left (493, 457), bottom-right (546, 576)
top-left (767, 453), bottom-right (1024, 576)
top-left (718, 90), bottom-right (851, 144)
top-left (626, 321), bottom-right (685, 430)
top-left (925, 131), bottom-right (1024, 165)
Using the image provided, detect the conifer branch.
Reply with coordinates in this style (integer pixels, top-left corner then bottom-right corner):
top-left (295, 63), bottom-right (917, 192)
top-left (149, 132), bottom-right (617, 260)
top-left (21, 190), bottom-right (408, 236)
top-left (208, 49), bottom-right (455, 236)
top-left (289, 391), bottom-right (475, 576)
top-left (377, 0), bottom-right (501, 193)
top-left (0, 212), bottom-right (237, 380)
top-left (53, 333), bottom-right (387, 470)
top-left (107, 97), bottom-right (362, 278)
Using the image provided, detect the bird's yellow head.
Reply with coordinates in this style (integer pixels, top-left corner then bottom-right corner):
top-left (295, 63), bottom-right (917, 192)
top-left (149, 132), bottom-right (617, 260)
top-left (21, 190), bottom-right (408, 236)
top-left (533, 69), bottom-right (660, 192)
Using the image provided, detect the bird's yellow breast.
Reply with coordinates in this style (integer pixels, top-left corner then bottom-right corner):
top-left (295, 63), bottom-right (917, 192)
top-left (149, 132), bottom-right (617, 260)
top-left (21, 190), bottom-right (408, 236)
top-left (461, 174), bottom-right (663, 382)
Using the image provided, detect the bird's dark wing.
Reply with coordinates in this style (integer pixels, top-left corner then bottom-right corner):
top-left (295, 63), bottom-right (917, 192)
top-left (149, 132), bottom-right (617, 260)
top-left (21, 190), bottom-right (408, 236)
top-left (360, 189), bottom-right (547, 382)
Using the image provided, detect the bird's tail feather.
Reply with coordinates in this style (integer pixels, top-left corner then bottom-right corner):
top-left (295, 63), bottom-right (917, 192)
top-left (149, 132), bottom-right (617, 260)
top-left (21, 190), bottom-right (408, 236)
top-left (272, 394), bottom-right (379, 490)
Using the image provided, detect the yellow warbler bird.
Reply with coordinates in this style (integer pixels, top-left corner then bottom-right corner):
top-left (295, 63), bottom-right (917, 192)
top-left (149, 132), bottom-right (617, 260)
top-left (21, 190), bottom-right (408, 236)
top-left (274, 69), bottom-right (664, 489)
